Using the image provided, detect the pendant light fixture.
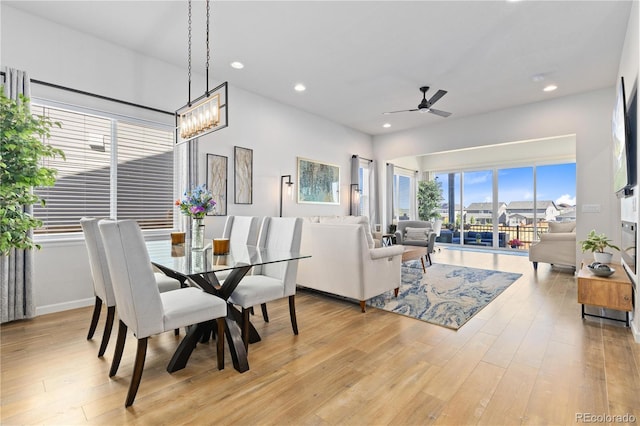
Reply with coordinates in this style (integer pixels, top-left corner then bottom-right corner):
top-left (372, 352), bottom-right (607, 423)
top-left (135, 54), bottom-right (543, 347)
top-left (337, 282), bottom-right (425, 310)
top-left (176, 0), bottom-right (228, 144)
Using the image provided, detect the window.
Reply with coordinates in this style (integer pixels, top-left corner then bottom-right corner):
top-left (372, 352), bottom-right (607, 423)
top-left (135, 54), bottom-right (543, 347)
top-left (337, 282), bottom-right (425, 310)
top-left (357, 159), bottom-right (371, 217)
top-left (32, 104), bottom-right (174, 235)
top-left (394, 169), bottom-right (416, 220)
top-left (435, 161), bottom-right (575, 249)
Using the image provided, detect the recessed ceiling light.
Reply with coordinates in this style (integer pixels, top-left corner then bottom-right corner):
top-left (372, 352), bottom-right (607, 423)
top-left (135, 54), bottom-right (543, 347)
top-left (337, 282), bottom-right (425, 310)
top-left (543, 85), bottom-right (558, 92)
top-left (294, 83), bottom-right (306, 92)
top-left (383, 123), bottom-right (391, 128)
top-left (230, 61), bottom-right (244, 69)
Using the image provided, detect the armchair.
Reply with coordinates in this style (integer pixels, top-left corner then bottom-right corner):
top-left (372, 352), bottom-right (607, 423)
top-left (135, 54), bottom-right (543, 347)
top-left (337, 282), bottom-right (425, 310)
top-left (395, 220), bottom-right (433, 247)
top-left (394, 220), bottom-right (437, 265)
top-left (529, 221), bottom-right (577, 270)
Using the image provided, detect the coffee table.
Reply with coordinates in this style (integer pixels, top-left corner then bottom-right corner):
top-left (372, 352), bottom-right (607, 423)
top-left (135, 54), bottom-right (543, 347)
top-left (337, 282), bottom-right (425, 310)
top-left (402, 246), bottom-right (429, 272)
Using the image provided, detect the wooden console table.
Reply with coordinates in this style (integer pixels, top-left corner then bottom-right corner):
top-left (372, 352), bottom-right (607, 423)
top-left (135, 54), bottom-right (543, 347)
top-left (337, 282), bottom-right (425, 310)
top-left (577, 262), bottom-right (633, 327)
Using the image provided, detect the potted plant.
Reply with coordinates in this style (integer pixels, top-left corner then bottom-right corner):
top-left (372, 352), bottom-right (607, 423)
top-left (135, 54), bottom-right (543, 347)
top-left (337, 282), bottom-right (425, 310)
top-left (0, 90), bottom-right (64, 255)
top-left (508, 238), bottom-right (523, 249)
top-left (417, 179), bottom-right (444, 221)
top-left (579, 230), bottom-right (620, 264)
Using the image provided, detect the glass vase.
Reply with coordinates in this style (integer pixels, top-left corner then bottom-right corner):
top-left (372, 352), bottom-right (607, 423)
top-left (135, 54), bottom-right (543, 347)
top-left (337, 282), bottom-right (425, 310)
top-left (191, 218), bottom-right (205, 250)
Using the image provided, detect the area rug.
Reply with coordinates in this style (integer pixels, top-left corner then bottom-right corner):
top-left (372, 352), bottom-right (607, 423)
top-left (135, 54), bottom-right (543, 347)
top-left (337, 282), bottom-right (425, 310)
top-left (367, 262), bottom-right (522, 330)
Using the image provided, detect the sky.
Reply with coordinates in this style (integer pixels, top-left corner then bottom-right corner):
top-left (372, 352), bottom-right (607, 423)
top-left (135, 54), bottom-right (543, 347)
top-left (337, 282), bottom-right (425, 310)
top-left (399, 163), bottom-right (576, 209)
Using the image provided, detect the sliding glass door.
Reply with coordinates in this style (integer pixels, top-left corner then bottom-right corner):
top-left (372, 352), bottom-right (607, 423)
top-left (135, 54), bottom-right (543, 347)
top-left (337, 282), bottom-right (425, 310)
top-left (498, 167), bottom-right (534, 248)
top-left (433, 162), bottom-right (575, 250)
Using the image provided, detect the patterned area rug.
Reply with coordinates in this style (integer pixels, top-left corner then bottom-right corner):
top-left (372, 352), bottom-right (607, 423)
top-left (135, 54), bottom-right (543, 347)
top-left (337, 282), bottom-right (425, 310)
top-left (367, 260), bottom-right (522, 330)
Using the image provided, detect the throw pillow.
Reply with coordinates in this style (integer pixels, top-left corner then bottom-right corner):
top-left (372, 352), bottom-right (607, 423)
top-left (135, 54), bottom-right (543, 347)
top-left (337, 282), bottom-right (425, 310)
top-left (404, 227), bottom-right (429, 241)
top-left (548, 221), bottom-right (576, 233)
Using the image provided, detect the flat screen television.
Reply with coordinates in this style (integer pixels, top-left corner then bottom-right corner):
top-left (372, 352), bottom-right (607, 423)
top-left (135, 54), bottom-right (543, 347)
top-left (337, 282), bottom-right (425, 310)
top-left (612, 76), bottom-right (634, 197)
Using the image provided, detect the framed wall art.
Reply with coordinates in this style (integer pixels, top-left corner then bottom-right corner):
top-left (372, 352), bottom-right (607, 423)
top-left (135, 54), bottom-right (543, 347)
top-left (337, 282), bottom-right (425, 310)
top-left (234, 146), bottom-right (253, 204)
top-left (297, 157), bottom-right (340, 205)
top-left (206, 153), bottom-right (228, 216)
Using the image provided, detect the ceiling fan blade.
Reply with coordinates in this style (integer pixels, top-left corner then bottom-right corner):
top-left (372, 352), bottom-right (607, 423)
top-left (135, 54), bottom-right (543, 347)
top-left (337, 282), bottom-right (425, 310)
top-left (382, 109), bottom-right (419, 114)
top-left (426, 89), bottom-right (447, 107)
top-left (428, 108), bottom-right (452, 118)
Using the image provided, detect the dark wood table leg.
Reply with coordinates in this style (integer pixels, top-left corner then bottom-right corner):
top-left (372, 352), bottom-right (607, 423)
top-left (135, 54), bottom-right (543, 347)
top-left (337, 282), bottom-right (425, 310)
top-left (224, 313), bottom-right (249, 373)
top-left (166, 321), bottom-right (211, 373)
top-left (227, 304), bottom-right (261, 344)
top-left (180, 265), bottom-right (256, 373)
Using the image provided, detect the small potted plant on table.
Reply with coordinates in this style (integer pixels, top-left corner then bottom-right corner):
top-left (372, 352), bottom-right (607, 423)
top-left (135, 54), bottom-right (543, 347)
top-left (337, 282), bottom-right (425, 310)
top-left (508, 238), bottom-right (523, 249)
top-left (579, 229), bottom-right (619, 264)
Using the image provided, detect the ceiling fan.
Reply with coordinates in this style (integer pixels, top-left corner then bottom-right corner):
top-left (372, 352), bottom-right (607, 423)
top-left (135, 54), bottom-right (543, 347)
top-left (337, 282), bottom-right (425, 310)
top-left (383, 86), bottom-right (452, 117)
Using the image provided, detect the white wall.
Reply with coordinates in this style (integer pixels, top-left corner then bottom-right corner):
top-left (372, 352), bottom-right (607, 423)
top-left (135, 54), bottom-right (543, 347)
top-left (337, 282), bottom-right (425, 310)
top-left (414, 134), bottom-right (576, 173)
top-left (1, 5), bottom-right (373, 314)
top-left (617, 0), bottom-right (639, 340)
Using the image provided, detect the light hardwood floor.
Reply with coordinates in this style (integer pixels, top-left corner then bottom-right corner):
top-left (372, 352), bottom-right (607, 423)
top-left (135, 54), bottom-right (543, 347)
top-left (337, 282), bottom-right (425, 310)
top-left (2, 248), bottom-right (639, 425)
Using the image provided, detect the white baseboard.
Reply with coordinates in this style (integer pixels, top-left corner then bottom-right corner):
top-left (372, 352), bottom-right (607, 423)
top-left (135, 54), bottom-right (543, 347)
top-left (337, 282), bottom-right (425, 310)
top-left (35, 297), bottom-right (94, 316)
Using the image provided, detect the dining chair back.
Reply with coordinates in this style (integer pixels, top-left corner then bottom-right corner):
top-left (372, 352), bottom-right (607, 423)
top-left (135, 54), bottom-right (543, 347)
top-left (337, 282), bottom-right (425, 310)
top-left (80, 217), bottom-right (182, 357)
top-left (81, 217), bottom-right (117, 357)
top-left (258, 217), bottom-right (303, 296)
top-left (216, 216), bottom-right (262, 284)
top-left (98, 219), bottom-right (227, 407)
top-left (222, 216), bottom-right (261, 246)
top-left (228, 217), bottom-right (303, 350)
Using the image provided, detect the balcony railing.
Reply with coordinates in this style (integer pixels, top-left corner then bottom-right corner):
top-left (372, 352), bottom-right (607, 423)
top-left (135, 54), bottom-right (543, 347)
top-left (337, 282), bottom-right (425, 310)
top-left (438, 223), bottom-right (550, 250)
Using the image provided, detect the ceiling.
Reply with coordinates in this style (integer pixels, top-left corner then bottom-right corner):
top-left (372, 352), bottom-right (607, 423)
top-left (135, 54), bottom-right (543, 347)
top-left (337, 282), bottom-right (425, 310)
top-left (4, 0), bottom-right (633, 136)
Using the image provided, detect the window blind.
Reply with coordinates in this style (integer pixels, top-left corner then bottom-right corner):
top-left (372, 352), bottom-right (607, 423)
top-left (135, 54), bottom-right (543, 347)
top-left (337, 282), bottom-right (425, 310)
top-left (116, 122), bottom-right (174, 229)
top-left (32, 104), bottom-right (174, 234)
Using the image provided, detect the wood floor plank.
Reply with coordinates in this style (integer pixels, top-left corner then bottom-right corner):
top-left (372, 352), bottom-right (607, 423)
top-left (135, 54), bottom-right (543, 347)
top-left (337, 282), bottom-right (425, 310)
top-left (478, 361), bottom-right (538, 425)
top-left (2, 248), bottom-right (638, 425)
top-left (434, 361), bottom-right (505, 425)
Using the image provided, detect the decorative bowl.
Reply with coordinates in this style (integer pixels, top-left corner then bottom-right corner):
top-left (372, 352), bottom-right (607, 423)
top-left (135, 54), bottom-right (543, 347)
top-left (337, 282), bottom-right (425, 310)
top-left (587, 264), bottom-right (615, 277)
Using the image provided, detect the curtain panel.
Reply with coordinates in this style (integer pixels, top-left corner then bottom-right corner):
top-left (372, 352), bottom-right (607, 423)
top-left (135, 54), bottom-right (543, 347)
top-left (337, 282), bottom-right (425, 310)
top-left (1, 67), bottom-right (35, 323)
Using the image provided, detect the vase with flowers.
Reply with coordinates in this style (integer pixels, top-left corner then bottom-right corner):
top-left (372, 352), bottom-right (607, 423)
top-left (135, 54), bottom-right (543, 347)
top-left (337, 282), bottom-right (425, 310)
top-left (508, 238), bottom-right (523, 249)
top-left (175, 185), bottom-right (216, 249)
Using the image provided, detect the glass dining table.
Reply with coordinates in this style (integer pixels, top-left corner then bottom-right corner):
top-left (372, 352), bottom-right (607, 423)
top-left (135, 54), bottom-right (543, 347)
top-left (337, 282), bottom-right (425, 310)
top-left (147, 239), bottom-right (310, 373)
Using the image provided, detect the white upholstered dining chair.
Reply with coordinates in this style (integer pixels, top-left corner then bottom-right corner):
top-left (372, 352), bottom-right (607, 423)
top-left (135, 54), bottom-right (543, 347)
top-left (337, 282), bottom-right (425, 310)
top-left (222, 215), bottom-right (261, 246)
top-left (215, 216), bottom-right (261, 281)
top-left (81, 217), bottom-right (183, 357)
top-left (98, 219), bottom-right (228, 407)
top-left (228, 217), bottom-right (303, 351)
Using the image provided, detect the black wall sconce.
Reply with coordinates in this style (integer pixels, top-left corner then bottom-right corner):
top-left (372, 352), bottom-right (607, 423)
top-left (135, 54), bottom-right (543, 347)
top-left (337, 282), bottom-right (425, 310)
top-left (280, 175), bottom-right (294, 217)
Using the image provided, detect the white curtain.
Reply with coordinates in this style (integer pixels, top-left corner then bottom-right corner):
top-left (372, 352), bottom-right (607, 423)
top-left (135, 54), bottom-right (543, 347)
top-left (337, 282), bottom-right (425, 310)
top-left (1, 67), bottom-right (35, 323)
top-left (385, 163), bottom-right (394, 233)
top-left (350, 155), bottom-right (359, 215)
top-left (369, 160), bottom-right (378, 228)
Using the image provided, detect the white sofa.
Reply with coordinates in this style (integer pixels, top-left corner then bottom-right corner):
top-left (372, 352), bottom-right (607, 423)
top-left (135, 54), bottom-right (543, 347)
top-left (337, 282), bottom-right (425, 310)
top-left (296, 216), bottom-right (405, 312)
top-left (529, 221), bottom-right (577, 270)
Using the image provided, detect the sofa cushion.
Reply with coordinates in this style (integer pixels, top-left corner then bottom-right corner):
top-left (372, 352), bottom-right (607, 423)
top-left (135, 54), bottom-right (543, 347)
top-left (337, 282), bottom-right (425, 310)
top-left (405, 227), bottom-right (429, 241)
top-left (302, 216), bottom-right (323, 223)
top-left (548, 221), bottom-right (576, 233)
top-left (318, 215), bottom-right (375, 249)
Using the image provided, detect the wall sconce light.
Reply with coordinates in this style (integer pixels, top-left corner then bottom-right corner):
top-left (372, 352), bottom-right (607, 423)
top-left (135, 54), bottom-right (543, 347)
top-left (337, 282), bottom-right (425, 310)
top-left (280, 175), bottom-right (294, 217)
top-left (350, 183), bottom-right (360, 216)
